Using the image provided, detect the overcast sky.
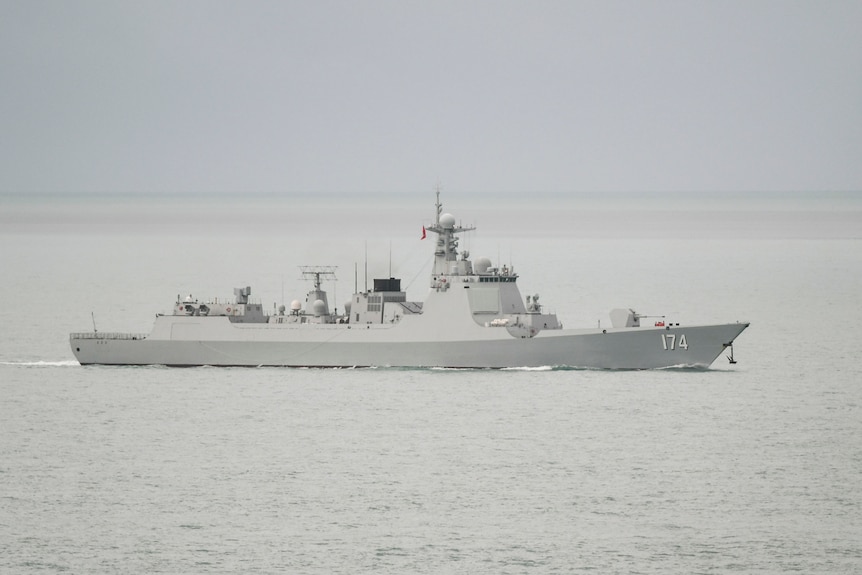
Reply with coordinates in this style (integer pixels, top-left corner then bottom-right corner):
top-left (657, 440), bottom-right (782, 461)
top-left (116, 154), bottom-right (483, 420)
top-left (2, 1), bottom-right (860, 195)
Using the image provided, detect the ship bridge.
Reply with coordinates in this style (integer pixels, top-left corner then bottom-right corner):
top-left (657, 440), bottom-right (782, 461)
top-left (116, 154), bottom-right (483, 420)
top-left (422, 192), bottom-right (562, 336)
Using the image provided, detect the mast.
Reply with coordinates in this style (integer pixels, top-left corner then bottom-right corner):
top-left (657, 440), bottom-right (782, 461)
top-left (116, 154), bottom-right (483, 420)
top-left (425, 188), bottom-right (475, 275)
top-left (435, 185), bottom-right (442, 226)
top-left (299, 266), bottom-right (337, 315)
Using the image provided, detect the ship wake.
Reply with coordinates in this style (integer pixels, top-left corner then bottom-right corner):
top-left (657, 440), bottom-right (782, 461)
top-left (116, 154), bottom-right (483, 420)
top-left (1, 360), bottom-right (80, 367)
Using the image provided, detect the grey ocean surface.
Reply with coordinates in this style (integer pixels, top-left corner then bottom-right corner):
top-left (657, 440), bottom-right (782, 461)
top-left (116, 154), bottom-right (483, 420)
top-left (2, 193), bottom-right (861, 573)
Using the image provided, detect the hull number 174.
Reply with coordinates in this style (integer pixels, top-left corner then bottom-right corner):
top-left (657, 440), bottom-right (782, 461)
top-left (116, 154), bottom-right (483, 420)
top-left (661, 333), bottom-right (688, 351)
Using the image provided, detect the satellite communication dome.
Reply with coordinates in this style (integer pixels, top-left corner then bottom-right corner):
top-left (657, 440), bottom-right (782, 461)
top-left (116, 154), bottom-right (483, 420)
top-left (313, 299), bottom-right (327, 316)
top-left (474, 257), bottom-right (492, 274)
top-left (344, 301), bottom-right (352, 314)
top-left (290, 299), bottom-right (302, 311)
top-left (439, 213), bottom-right (456, 229)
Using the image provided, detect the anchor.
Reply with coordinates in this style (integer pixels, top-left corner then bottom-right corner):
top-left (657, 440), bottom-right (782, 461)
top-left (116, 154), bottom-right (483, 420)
top-left (724, 342), bottom-right (737, 364)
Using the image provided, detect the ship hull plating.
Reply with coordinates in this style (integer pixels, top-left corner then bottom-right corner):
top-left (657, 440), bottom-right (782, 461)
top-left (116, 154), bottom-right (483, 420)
top-left (71, 319), bottom-right (748, 369)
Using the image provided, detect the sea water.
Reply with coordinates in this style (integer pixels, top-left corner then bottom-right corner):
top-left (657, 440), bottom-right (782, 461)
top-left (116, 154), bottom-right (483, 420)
top-left (1, 192), bottom-right (861, 573)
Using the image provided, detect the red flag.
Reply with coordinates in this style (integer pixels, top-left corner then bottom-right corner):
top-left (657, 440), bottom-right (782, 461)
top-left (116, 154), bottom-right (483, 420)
top-left (421, 226), bottom-right (426, 240)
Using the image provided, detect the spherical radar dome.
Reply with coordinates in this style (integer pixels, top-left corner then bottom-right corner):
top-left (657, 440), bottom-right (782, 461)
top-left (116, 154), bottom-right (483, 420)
top-left (439, 213), bottom-right (456, 229)
top-left (474, 257), bottom-right (492, 274)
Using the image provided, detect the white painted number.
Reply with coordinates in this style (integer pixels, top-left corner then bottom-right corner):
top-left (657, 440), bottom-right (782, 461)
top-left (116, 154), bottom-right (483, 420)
top-left (662, 334), bottom-right (674, 350)
top-left (661, 333), bottom-right (688, 351)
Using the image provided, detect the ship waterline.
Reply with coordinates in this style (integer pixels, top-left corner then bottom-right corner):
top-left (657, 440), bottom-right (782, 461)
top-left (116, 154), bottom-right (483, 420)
top-left (71, 321), bottom-right (747, 369)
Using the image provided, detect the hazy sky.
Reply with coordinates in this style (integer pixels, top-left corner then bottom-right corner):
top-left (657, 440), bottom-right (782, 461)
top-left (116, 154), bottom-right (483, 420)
top-left (2, 1), bottom-right (860, 195)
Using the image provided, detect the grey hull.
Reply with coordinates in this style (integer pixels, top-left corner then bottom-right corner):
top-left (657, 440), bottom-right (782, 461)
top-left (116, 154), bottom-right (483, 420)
top-left (71, 321), bottom-right (748, 369)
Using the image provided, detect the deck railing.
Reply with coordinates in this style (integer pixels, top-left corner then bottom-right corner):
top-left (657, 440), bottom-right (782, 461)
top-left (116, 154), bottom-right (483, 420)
top-left (69, 332), bottom-right (148, 341)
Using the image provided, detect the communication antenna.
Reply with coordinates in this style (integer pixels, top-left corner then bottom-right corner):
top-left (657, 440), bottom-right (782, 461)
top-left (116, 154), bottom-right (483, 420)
top-left (91, 312), bottom-right (98, 333)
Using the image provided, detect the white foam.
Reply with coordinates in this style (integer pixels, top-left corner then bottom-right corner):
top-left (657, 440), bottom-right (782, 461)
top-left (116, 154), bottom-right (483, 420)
top-left (0, 360), bottom-right (79, 367)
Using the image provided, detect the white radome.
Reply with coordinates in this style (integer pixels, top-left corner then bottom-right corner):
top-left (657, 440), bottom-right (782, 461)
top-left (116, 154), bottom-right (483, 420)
top-left (439, 213), bottom-right (456, 229)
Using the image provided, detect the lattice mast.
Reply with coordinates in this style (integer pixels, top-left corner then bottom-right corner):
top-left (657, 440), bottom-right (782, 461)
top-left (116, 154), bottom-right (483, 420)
top-left (425, 188), bottom-right (474, 275)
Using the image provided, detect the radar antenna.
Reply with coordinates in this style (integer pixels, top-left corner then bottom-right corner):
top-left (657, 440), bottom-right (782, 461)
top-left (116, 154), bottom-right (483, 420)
top-left (299, 266), bottom-right (338, 290)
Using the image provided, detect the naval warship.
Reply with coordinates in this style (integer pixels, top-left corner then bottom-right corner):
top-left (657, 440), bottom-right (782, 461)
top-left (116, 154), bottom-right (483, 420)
top-left (70, 194), bottom-right (749, 369)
